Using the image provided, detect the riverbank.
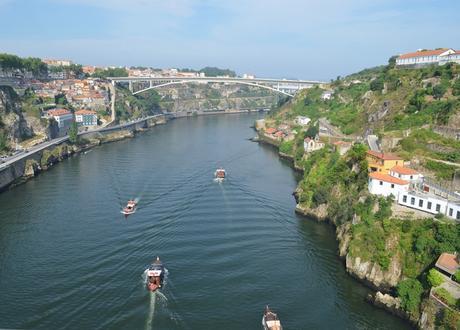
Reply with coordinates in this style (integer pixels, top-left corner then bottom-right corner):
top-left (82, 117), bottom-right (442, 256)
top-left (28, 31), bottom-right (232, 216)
top-left (254, 127), bottom-right (418, 327)
top-left (0, 114), bottom-right (169, 192)
top-left (0, 110), bottom-right (265, 194)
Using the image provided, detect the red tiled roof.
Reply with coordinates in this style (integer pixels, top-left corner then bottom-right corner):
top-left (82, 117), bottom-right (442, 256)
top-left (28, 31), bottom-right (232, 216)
top-left (75, 109), bottom-right (97, 115)
top-left (435, 253), bottom-right (459, 275)
top-left (369, 172), bottom-right (409, 185)
top-left (265, 128), bottom-right (277, 134)
top-left (390, 166), bottom-right (419, 175)
top-left (398, 49), bottom-right (448, 59)
top-left (48, 109), bottom-right (71, 116)
top-left (367, 150), bottom-right (403, 161)
top-left (333, 140), bottom-right (351, 146)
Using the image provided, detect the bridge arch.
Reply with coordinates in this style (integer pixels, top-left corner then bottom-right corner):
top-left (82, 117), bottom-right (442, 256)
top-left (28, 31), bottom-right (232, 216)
top-left (131, 79), bottom-right (295, 97)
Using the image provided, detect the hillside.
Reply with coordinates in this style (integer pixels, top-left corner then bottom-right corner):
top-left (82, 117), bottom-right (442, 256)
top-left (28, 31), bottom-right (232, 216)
top-left (261, 61), bottom-right (460, 329)
top-left (271, 62), bottom-right (460, 183)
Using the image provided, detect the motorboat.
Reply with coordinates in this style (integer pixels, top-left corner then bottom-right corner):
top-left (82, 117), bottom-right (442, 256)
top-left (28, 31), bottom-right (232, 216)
top-left (262, 306), bottom-right (283, 330)
top-left (121, 200), bottom-right (137, 216)
top-left (214, 168), bottom-right (226, 181)
top-left (146, 257), bottom-right (165, 292)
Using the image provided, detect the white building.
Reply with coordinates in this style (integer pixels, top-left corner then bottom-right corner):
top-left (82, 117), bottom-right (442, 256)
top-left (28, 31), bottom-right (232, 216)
top-left (75, 110), bottom-right (98, 127)
top-left (368, 172), bottom-right (409, 199)
top-left (398, 192), bottom-right (460, 221)
top-left (295, 116), bottom-right (311, 126)
top-left (389, 166), bottom-right (423, 182)
top-left (47, 109), bottom-right (74, 136)
top-left (304, 135), bottom-right (324, 153)
top-left (396, 48), bottom-right (460, 66)
top-left (321, 90), bottom-right (333, 100)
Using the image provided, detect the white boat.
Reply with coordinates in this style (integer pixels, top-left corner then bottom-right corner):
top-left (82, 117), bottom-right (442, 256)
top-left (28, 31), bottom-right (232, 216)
top-left (262, 306), bottom-right (283, 330)
top-left (214, 168), bottom-right (226, 181)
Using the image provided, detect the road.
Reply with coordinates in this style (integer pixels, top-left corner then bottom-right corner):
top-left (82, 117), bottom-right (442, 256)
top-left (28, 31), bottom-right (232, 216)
top-left (0, 114), bottom-right (162, 170)
top-left (367, 134), bottom-right (380, 152)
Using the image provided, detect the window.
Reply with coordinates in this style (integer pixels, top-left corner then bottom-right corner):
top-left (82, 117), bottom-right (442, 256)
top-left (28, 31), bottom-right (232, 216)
top-left (427, 202), bottom-right (432, 210)
top-left (403, 195), bottom-right (407, 203)
top-left (411, 197), bottom-right (415, 205)
top-left (436, 204), bottom-right (441, 212)
top-left (419, 199), bottom-right (423, 207)
top-left (449, 208), bottom-right (453, 217)
top-left (457, 211), bottom-right (460, 220)
top-left (391, 184), bottom-right (395, 188)
top-left (410, 175), bottom-right (413, 179)
top-left (379, 181), bottom-right (383, 185)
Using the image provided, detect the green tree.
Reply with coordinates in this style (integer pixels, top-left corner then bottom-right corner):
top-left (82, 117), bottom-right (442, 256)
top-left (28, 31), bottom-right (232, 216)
top-left (397, 278), bottom-right (423, 315)
top-left (68, 122), bottom-right (78, 144)
top-left (454, 270), bottom-right (460, 283)
top-left (432, 84), bottom-right (447, 100)
top-left (452, 79), bottom-right (460, 96)
top-left (370, 78), bottom-right (384, 91)
top-left (427, 268), bottom-right (444, 287)
top-left (305, 123), bottom-right (319, 138)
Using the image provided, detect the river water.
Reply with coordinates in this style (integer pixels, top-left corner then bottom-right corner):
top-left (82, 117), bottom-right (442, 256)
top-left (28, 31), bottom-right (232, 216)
top-left (0, 114), bottom-right (409, 329)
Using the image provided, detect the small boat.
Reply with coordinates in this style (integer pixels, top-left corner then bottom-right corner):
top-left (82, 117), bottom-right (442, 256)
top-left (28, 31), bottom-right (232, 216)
top-left (146, 257), bottom-right (165, 292)
top-left (121, 200), bottom-right (137, 216)
top-left (262, 306), bottom-right (283, 330)
top-left (214, 168), bottom-right (226, 181)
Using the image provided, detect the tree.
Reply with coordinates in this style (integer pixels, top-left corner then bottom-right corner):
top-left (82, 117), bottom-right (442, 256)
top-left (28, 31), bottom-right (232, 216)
top-left (452, 79), bottom-right (460, 96)
top-left (305, 123), bottom-right (319, 138)
top-left (432, 84), bottom-right (447, 100)
top-left (427, 268), bottom-right (444, 287)
top-left (55, 93), bottom-right (68, 105)
top-left (370, 77), bottom-right (384, 91)
top-left (68, 122), bottom-right (78, 144)
top-left (397, 278), bottom-right (423, 315)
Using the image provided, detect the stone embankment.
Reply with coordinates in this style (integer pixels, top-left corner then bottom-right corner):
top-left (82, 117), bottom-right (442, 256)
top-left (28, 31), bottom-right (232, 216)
top-left (0, 113), bottom-right (168, 192)
top-left (0, 130), bottom-right (136, 191)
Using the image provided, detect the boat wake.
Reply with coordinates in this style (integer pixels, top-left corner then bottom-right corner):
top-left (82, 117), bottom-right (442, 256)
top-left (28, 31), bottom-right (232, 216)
top-left (145, 291), bottom-right (157, 330)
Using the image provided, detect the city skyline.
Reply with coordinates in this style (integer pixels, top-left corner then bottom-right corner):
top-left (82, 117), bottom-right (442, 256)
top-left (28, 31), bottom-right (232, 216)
top-left (0, 0), bottom-right (459, 80)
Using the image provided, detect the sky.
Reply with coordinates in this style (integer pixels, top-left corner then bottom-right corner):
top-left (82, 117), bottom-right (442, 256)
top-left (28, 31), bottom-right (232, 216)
top-left (0, 0), bottom-right (459, 80)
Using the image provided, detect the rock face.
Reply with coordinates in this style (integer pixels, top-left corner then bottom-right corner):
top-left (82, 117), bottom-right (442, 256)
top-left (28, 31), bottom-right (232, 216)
top-left (345, 253), bottom-right (402, 291)
top-left (369, 292), bottom-right (408, 319)
top-left (0, 86), bottom-right (34, 145)
top-left (295, 203), bottom-right (329, 221)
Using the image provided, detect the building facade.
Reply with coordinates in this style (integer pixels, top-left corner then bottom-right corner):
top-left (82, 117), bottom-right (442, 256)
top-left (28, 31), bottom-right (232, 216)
top-left (47, 109), bottom-right (74, 136)
top-left (75, 110), bottom-right (98, 127)
top-left (366, 151), bottom-right (404, 173)
top-left (396, 48), bottom-right (460, 67)
top-left (368, 172), bottom-right (409, 199)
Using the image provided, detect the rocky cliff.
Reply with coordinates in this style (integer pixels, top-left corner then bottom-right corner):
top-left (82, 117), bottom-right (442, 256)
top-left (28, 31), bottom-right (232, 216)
top-left (0, 86), bottom-right (56, 152)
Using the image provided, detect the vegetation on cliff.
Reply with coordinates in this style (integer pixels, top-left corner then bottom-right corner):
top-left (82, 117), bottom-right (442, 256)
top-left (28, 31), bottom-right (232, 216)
top-left (115, 86), bottom-right (161, 121)
top-left (266, 59), bottom-right (460, 325)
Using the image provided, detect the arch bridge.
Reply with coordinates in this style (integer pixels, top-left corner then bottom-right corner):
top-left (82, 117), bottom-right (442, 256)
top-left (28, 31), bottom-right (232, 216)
top-left (108, 76), bottom-right (326, 97)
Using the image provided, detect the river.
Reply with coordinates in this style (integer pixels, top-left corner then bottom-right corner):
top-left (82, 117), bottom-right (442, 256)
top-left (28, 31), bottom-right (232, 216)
top-left (0, 114), bottom-right (409, 329)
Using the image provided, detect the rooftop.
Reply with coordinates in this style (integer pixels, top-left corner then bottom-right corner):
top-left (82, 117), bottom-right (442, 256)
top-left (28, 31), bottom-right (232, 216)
top-left (48, 109), bottom-right (71, 116)
top-left (369, 172), bottom-right (409, 185)
top-left (390, 166), bottom-right (419, 175)
top-left (397, 48), bottom-right (449, 59)
top-left (367, 150), bottom-right (403, 161)
top-left (75, 109), bottom-right (97, 115)
top-left (435, 253), bottom-right (459, 275)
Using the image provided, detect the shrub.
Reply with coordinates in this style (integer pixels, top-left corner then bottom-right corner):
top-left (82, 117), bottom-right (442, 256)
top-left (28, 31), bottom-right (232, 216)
top-left (427, 268), bottom-right (444, 287)
top-left (454, 270), bottom-right (460, 283)
top-left (397, 278), bottom-right (423, 315)
top-left (370, 78), bottom-right (384, 91)
top-left (434, 287), bottom-right (456, 307)
top-left (432, 84), bottom-right (447, 99)
top-left (437, 308), bottom-right (460, 330)
top-left (279, 140), bottom-right (294, 155)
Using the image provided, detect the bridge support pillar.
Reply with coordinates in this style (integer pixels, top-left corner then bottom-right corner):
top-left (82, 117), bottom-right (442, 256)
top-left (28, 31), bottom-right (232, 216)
top-left (129, 81), bottom-right (133, 93)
